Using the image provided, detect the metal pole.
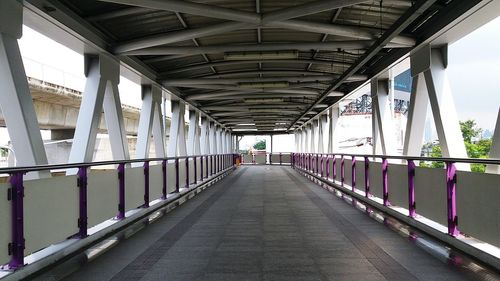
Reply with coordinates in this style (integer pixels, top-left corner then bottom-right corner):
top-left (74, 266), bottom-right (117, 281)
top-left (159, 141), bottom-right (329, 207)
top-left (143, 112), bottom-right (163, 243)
top-left (162, 160), bottom-right (167, 199)
top-left (8, 172), bottom-right (25, 269)
top-left (382, 158), bottom-right (389, 206)
top-left (77, 167), bottom-right (88, 238)
top-left (143, 161), bottom-right (150, 207)
top-left (408, 159), bottom-right (416, 218)
top-left (175, 158), bottom-right (180, 192)
top-left (364, 157), bottom-right (369, 198)
top-left (185, 156), bottom-right (190, 188)
top-left (446, 161), bottom-right (459, 236)
top-left (193, 156), bottom-right (197, 184)
top-left (117, 163), bottom-right (125, 220)
top-left (341, 155), bottom-right (345, 187)
top-left (351, 156), bottom-right (356, 192)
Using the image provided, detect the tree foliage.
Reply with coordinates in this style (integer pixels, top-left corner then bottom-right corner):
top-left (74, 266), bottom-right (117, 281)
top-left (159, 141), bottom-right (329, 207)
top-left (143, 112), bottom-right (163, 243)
top-left (253, 140), bottom-right (266, 150)
top-left (420, 119), bottom-right (491, 172)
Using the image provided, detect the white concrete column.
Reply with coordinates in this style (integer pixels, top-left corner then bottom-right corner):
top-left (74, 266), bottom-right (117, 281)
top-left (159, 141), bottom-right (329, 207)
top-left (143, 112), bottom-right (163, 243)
top-left (310, 121), bottom-right (317, 153)
top-left (371, 78), bottom-right (396, 155)
top-left (403, 73), bottom-right (429, 156)
top-left (405, 45), bottom-right (468, 164)
top-left (216, 126), bottom-right (222, 154)
top-left (328, 106), bottom-right (340, 153)
top-left (0, 0), bottom-right (48, 176)
top-left (69, 54), bottom-right (129, 165)
top-left (167, 100), bottom-right (187, 156)
top-left (136, 84), bottom-right (164, 159)
top-left (318, 114), bottom-right (327, 153)
top-left (200, 116), bottom-right (210, 154)
top-left (209, 122), bottom-right (217, 154)
top-left (187, 110), bottom-right (200, 155)
top-left (304, 126), bottom-right (310, 152)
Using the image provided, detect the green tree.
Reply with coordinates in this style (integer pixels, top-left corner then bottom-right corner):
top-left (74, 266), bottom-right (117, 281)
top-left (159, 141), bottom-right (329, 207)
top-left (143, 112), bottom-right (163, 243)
top-left (420, 119), bottom-right (491, 172)
top-left (253, 140), bottom-right (266, 150)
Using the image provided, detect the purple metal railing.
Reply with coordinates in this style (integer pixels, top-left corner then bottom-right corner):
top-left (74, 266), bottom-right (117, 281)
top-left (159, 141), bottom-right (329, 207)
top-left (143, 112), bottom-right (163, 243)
top-left (292, 152), bottom-right (500, 239)
top-left (0, 153), bottom-right (236, 270)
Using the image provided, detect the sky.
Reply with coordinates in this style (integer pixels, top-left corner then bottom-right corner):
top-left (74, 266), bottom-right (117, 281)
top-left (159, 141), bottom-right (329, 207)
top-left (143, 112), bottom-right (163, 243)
top-left (1, 15), bottom-right (499, 149)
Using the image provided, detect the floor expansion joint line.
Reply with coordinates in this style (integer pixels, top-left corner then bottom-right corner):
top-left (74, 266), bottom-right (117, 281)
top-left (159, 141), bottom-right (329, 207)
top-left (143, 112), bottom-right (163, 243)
top-left (109, 167), bottom-right (248, 281)
top-left (283, 168), bottom-right (420, 281)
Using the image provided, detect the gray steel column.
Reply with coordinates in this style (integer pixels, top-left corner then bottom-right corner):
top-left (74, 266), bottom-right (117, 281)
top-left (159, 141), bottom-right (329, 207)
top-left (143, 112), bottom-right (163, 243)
top-left (407, 45), bottom-right (468, 166)
top-left (167, 100), bottom-right (187, 156)
top-left (69, 54), bottom-right (129, 165)
top-left (200, 116), bottom-right (210, 154)
top-left (187, 110), bottom-right (200, 155)
top-left (0, 0), bottom-right (48, 176)
top-left (209, 121), bottom-right (217, 154)
top-left (136, 84), bottom-right (164, 159)
top-left (371, 78), bottom-right (396, 155)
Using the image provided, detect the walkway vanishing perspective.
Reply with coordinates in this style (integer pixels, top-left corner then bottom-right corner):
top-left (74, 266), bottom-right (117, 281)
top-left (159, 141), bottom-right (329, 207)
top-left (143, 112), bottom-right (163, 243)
top-left (38, 166), bottom-right (498, 281)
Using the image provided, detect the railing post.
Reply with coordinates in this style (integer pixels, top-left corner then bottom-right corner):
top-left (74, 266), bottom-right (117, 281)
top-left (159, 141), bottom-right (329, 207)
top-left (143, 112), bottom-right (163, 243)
top-left (193, 156), bottom-right (197, 184)
top-left (326, 156), bottom-right (330, 179)
top-left (364, 157), bottom-right (369, 198)
top-left (8, 172), bottom-right (25, 269)
top-left (161, 160), bottom-right (167, 199)
top-left (320, 155), bottom-right (324, 177)
top-left (185, 156), bottom-right (190, 188)
top-left (382, 158), bottom-right (389, 206)
top-left (206, 155), bottom-right (209, 178)
top-left (200, 156), bottom-right (204, 181)
top-left (280, 153), bottom-right (282, 165)
top-left (77, 167), bottom-right (88, 238)
top-left (117, 163), bottom-right (125, 220)
top-left (143, 161), bottom-right (150, 208)
top-left (351, 156), bottom-right (356, 191)
top-left (269, 153), bottom-right (272, 165)
top-left (175, 158), bottom-right (180, 192)
top-left (446, 161), bottom-right (459, 236)
top-left (210, 155), bottom-right (213, 176)
top-left (333, 155), bottom-right (337, 180)
top-left (408, 159), bottom-right (416, 218)
top-left (341, 155), bottom-right (345, 187)
top-left (316, 154), bottom-right (319, 174)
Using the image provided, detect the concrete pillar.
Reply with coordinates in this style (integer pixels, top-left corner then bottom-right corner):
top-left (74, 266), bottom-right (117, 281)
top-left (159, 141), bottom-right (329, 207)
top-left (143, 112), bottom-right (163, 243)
top-left (0, 0), bottom-right (48, 176)
top-left (318, 114), bottom-right (327, 153)
top-left (187, 110), bottom-right (200, 155)
top-left (310, 121), bottom-right (317, 153)
top-left (209, 121), bottom-right (217, 154)
top-left (167, 100), bottom-right (187, 156)
top-left (200, 116), bottom-right (210, 154)
top-left (371, 78), bottom-right (396, 155)
top-left (136, 84), bottom-right (165, 159)
top-left (68, 54), bottom-right (129, 165)
top-left (405, 45), bottom-right (468, 168)
top-left (328, 106), bottom-right (340, 153)
top-left (487, 108), bottom-right (500, 173)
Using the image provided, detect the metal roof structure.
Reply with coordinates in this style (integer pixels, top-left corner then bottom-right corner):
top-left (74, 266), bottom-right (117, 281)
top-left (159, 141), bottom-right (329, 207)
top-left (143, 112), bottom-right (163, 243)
top-left (32, 0), bottom-right (482, 134)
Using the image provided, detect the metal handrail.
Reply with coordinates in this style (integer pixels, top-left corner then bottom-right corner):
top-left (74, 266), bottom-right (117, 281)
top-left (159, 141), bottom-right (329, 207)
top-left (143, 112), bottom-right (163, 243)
top-left (294, 152), bottom-right (500, 165)
top-left (0, 153), bottom-right (236, 174)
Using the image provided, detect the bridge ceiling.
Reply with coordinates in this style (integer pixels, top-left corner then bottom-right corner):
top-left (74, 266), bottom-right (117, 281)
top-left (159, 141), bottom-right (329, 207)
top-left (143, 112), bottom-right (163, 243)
top-left (49, 0), bottom-right (479, 134)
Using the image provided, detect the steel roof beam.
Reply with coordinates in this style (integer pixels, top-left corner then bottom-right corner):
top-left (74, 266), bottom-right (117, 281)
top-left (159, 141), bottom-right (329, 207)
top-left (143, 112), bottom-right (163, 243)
top-left (185, 89), bottom-right (320, 100)
top-left (160, 59), bottom-right (351, 75)
top-left (192, 94), bottom-right (317, 101)
top-left (289, 0), bottom-right (438, 130)
top-left (164, 76), bottom-right (343, 85)
top-left (122, 41), bottom-right (406, 55)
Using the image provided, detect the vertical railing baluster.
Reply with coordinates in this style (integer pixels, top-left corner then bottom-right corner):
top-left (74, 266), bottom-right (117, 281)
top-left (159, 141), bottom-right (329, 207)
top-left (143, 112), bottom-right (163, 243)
top-left (446, 161), bottom-right (459, 236)
top-left (333, 155), bottom-right (337, 180)
top-left (117, 163), bottom-right (125, 220)
top-left (341, 155), bottom-right (345, 187)
top-left (408, 159), bottom-right (416, 218)
top-left (364, 157), bottom-right (369, 198)
top-left (185, 156), bottom-right (190, 188)
top-left (193, 156), bottom-right (197, 184)
top-left (8, 171), bottom-right (25, 269)
top-left (77, 166), bottom-right (88, 238)
top-left (382, 158), bottom-right (389, 206)
top-left (162, 160), bottom-right (167, 199)
top-left (143, 161), bottom-right (150, 208)
top-left (351, 156), bottom-right (356, 191)
top-left (175, 158), bottom-right (180, 192)
top-left (200, 156), bottom-right (204, 181)
top-left (326, 156), bottom-right (330, 180)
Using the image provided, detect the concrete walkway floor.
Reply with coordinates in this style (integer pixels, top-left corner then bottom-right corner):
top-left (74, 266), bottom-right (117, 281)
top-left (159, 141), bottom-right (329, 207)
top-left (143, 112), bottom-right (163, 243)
top-left (38, 166), bottom-right (499, 281)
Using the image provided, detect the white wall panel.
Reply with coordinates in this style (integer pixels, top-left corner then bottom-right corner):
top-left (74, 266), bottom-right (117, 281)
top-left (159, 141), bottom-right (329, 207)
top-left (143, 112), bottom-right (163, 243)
top-left (88, 170), bottom-right (118, 227)
top-left (125, 166), bottom-right (144, 211)
top-left (457, 171), bottom-right (500, 247)
top-left (0, 183), bottom-right (10, 265)
top-left (415, 167), bottom-right (447, 226)
top-left (387, 164), bottom-right (408, 208)
top-left (149, 164), bottom-right (163, 201)
top-left (368, 162), bottom-right (383, 198)
top-left (24, 176), bottom-right (78, 254)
